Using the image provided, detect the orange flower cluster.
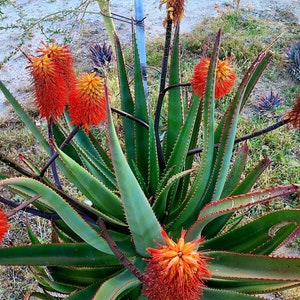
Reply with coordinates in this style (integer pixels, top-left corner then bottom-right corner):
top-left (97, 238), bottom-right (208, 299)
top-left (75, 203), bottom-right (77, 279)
top-left (0, 208), bottom-right (9, 243)
top-left (160, 0), bottom-right (185, 25)
top-left (27, 41), bottom-right (107, 131)
top-left (285, 91), bottom-right (300, 130)
top-left (190, 57), bottom-right (236, 99)
top-left (143, 229), bottom-right (211, 300)
top-left (27, 41), bottom-right (76, 122)
top-left (69, 72), bottom-right (107, 132)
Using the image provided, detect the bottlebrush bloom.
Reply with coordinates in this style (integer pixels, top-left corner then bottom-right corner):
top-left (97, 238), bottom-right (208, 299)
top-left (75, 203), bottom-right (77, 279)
top-left (160, 0), bottom-right (185, 25)
top-left (143, 229), bottom-right (211, 300)
top-left (285, 91), bottom-right (300, 130)
top-left (27, 55), bottom-right (68, 122)
top-left (190, 57), bottom-right (236, 99)
top-left (0, 208), bottom-right (9, 243)
top-left (69, 72), bottom-right (107, 132)
top-left (27, 41), bottom-right (76, 122)
top-left (36, 41), bottom-right (76, 92)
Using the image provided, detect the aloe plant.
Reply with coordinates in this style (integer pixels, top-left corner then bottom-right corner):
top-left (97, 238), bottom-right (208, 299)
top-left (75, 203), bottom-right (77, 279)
top-left (0, 2), bottom-right (299, 299)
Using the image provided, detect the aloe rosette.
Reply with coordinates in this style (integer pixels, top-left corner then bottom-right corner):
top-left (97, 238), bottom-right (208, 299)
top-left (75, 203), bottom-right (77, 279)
top-left (0, 2), bottom-right (300, 300)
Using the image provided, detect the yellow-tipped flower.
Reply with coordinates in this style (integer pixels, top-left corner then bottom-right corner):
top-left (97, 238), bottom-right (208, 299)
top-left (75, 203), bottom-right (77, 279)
top-left (190, 57), bottom-right (236, 99)
top-left (27, 41), bottom-right (77, 122)
top-left (28, 55), bottom-right (68, 122)
top-left (143, 229), bottom-right (211, 300)
top-left (36, 41), bottom-right (76, 92)
top-left (69, 72), bottom-right (107, 132)
top-left (160, 0), bottom-right (185, 26)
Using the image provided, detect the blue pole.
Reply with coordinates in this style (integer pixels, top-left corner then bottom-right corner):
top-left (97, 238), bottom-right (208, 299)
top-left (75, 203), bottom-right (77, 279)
top-left (134, 0), bottom-right (148, 100)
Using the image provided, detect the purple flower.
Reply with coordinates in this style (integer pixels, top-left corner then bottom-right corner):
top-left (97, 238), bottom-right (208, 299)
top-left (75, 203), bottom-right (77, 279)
top-left (90, 42), bottom-right (112, 69)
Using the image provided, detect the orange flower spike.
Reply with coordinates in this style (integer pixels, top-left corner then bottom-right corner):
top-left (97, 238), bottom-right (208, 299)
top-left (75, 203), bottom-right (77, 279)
top-left (143, 229), bottom-right (211, 300)
top-left (69, 72), bottom-right (107, 132)
top-left (191, 57), bottom-right (236, 99)
top-left (0, 208), bottom-right (10, 243)
top-left (160, 0), bottom-right (185, 25)
top-left (37, 41), bottom-right (77, 93)
top-left (28, 55), bottom-right (67, 122)
top-left (285, 91), bottom-right (300, 130)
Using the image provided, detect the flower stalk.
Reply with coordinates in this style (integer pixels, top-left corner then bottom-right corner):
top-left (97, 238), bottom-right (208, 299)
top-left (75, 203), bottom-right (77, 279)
top-left (39, 124), bottom-right (81, 178)
top-left (154, 18), bottom-right (173, 172)
top-left (97, 218), bottom-right (144, 281)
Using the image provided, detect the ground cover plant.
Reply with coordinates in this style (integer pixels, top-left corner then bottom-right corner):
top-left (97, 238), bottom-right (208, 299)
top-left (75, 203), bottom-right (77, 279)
top-left (0, 0), bottom-right (300, 299)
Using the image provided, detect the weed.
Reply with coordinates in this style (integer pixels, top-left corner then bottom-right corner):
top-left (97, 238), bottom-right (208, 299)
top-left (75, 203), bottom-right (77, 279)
top-left (253, 90), bottom-right (283, 113)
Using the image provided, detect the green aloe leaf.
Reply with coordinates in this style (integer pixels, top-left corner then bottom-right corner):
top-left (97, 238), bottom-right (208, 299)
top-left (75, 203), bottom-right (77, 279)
top-left (96, 0), bottom-right (116, 50)
top-left (202, 287), bottom-right (262, 299)
top-left (220, 142), bottom-right (249, 198)
top-left (72, 128), bottom-right (104, 162)
top-left (65, 281), bottom-right (102, 299)
top-left (148, 116), bottom-right (160, 194)
top-left (152, 169), bottom-right (194, 220)
top-left (164, 24), bottom-right (183, 159)
top-left (56, 148), bottom-right (125, 224)
top-left (31, 265), bottom-right (77, 294)
top-left (162, 91), bottom-right (201, 212)
top-left (27, 292), bottom-right (56, 300)
top-left (48, 265), bottom-right (122, 287)
top-left (26, 223), bottom-right (41, 244)
top-left (203, 210), bottom-right (300, 254)
top-left (88, 131), bottom-right (114, 172)
top-left (209, 251), bottom-right (300, 279)
top-left (52, 219), bottom-right (84, 243)
top-left (130, 160), bottom-right (149, 197)
top-left (0, 177), bottom-right (114, 254)
top-left (240, 51), bottom-right (273, 110)
top-left (133, 30), bottom-right (149, 182)
top-left (0, 243), bottom-right (119, 266)
top-left (30, 266), bottom-right (55, 292)
top-left (215, 51), bottom-right (273, 140)
top-left (176, 96), bottom-right (203, 204)
top-left (166, 30), bottom-right (221, 230)
top-left (186, 184), bottom-right (299, 240)
top-left (63, 112), bottom-right (106, 164)
top-left (207, 52), bottom-right (273, 204)
top-left (76, 146), bottom-right (117, 191)
top-left (115, 34), bottom-right (135, 163)
top-left (107, 102), bottom-right (162, 256)
top-left (51, 222), bottom-right (74, 243)
top-left (208, 251), bottom-right (300, 292)
top-left (93, 269), bottom-right (140, 300)
top-left (208, 278), bottom-right (300, 294)
top-left (231, 156), bottom-right (272, 196)
top-left (52, 122), bottom-right (82, 165)
top-left (204, 154), bottom-right (271, 238)
top-left (204, 51), bottom-right (273, 208)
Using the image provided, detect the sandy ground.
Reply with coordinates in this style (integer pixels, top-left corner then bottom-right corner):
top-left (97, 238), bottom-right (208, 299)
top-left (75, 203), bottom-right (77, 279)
top-left (0, 0), bottom-right (300, 119)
